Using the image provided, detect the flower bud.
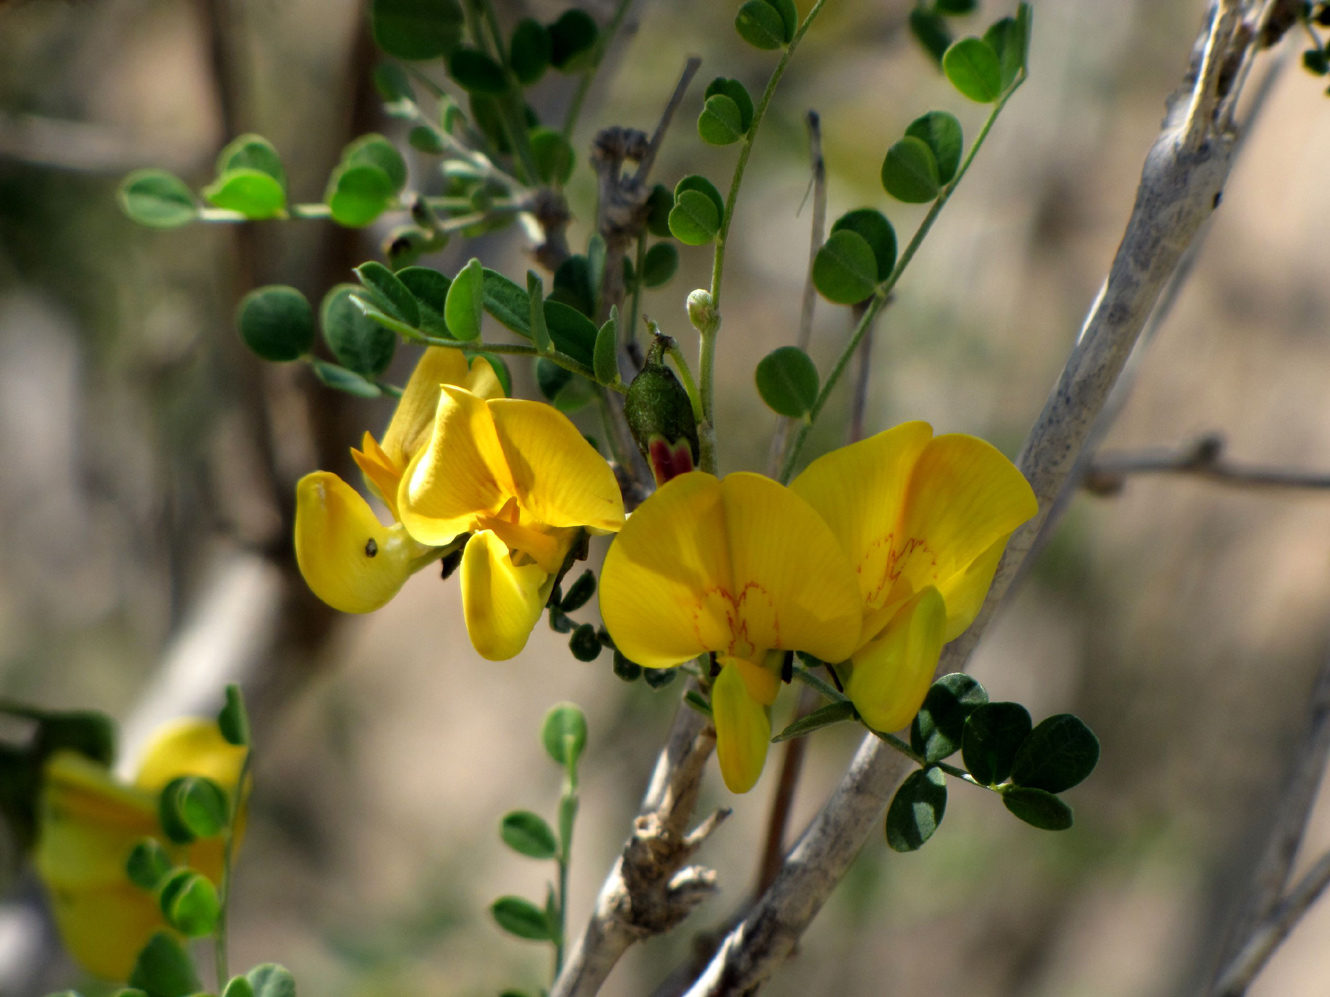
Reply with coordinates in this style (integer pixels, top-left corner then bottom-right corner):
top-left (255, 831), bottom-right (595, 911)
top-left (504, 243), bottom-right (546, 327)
top-left (625, 351), bottom-right (700, 487)
top-left (686, 288), bottom-right (718, 334)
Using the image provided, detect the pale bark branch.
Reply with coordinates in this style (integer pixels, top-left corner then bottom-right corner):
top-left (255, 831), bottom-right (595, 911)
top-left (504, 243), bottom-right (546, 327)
top-left (1084, 435), bottom-right (1330, 494)
top-left (677, 3), bottom-right (1269, 992)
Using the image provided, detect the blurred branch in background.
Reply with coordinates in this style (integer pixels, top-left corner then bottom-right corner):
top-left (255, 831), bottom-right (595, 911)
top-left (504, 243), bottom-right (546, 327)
top-left (1085, 434), bottom-right (1330, 494)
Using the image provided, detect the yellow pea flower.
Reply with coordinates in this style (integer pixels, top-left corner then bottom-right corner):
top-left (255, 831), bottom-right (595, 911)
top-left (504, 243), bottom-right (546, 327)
top-left (598, 472), bottom-right (863, 793)
top-left (790, 422), bottom-right (1037, 733)
top-left (398, 385), bottom-right (625, 660)
top-left (34, 720), bottom-right (247, 981)
top-left (294, 347), bottom-right (503, 614)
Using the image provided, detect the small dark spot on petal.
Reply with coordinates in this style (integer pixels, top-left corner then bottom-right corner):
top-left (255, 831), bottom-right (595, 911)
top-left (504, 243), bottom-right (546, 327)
top-left (365, 538), bottom-right (379, 558)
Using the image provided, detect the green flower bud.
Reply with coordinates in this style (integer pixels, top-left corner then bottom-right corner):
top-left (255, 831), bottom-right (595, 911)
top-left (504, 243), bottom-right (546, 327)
top-left (625, 343), bottom-right (700, 487)
top-left (686, 288), bottom-right (718, 334)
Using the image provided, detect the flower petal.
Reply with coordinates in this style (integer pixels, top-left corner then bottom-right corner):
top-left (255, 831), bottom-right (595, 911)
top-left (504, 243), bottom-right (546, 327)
top-left (893, 435), bottom-right (1036, 634)
top-left (352, 431), bottom-right (404, 520)
top-left (399, 386), bottom-right (512, 545)
top-left (489, 398), bottom-right (625, 533)
top-left (464, 355), bottom-right (506, 400)
top-left (845, 586), bottom-right (945, 733)
top-left (712, 662), bottom-right (771, 794)
top-left (295, 472), bottom-right (421, 613)
top-left (133, 719), bottom-right (248, 794)
top-left (599, 472), bottom-right (734, 669)
top-left (460, 530), bottom-right (555, 660)
top-left (719, 473), bottom-right (862, 664)
top-left (381, 346), bottom-right (472, 469)
top-left (935, 531), bottom-right (1009, 642)
top-left (790, 422), bottom-right (933, 613)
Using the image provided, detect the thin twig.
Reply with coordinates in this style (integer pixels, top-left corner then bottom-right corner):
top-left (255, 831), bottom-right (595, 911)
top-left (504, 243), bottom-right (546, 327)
top-left (753, 685), bottom-right (816, 897)
top-left (1084, 435), bottom-right (1330, 494)
top-left (634, 57), bottom-right (703, 184)
top-left (847, 302), bottom-right (877, 446)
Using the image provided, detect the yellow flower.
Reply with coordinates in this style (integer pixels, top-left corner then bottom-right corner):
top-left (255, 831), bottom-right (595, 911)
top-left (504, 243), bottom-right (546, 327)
top-left (599, 472), bottom-right (863, 793)
top-left (34, 720), bottom-right (246, 981)
top-left (790, 422), bottom-right (1037, 732)
top-left (398, 385), bottom-right (625, 660)
top-left (294, 347), bottom-right (502, 614)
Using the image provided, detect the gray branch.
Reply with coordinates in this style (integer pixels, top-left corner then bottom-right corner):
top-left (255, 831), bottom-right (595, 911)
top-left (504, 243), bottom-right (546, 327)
top-left (678, 3), bottom-right (1270, 993)
top-left (1084, 434), bottom-right (1330, 494)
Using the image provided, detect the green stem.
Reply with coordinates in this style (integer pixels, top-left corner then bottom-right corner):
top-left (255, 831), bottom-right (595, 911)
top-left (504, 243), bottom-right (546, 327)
top-left (778, 78), bottom-right (1024, 482)
top-left (561, 0), bottom-right (637, 141)
top-left (215, 750), bottom-right (251, 987)
top-left (709, 0), bottom-right (830, 313)
top-left (663, 340), bottom-right (703, 424)
top-left (554, 762), bottom-right (579, 977)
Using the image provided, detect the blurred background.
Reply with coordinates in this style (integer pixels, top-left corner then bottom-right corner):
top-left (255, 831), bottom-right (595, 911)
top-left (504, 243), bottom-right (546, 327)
top-left (1, 0), bottom-right (1329, 994)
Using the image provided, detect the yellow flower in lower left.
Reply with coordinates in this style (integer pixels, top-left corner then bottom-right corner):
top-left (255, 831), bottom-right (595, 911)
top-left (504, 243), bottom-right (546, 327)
top-left (34, 720), bottom-right (246, 981)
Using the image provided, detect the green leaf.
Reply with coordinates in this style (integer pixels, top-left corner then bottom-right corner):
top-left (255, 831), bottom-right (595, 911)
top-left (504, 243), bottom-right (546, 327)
top-left (236, 285), bottom-right (314, 362)
top-left (525, 271), bottom-right (550, 352)
top-left (203, 168), bottom-right (286, 219)
top-left (561, 570), bottom-right (596, 612)
top-left (910, 673), bottom-right (987, 762)
top-left (322, 285), bottom-right (397, 375)
top-left (449, 46), bottom-right (508, 95)
top-left (126, 838), bottom-right (172, 890)
top-left (1001, 786), bottom-right (1074, 830)
top-left (168, 775), bottom-right (229, 840)
top-left (641, 242), bottom-right (679, 288)
top-left (704, 77), bottom-right (755, 131)
top-left (676, 174), bottom-right (724, 220)
top-left (961, 701), bottom-right (1031, 786)
top-left (130, 933), bottom-right (200, 997)
top-left (409, 125), bottom-right (446, 154)
top-left (771, 701), bottom-right (857, 743)
top-left (543, 299), bottom-right (598, 366)
top-left (698, 93), bottom-right (745, 146)
top-left (646, 184), bottom-right (674, 238)
top-left (530, 126), bottom-right (575, 185)
top-left (483, 268), bottom-right (532, 338)
top-left (1010, 714), bottom-right (1100, 794)
top-left (768, 0), bottom-right (798, 42)
top-left (937, 0), bottom-right (978, 11)
top-left (511, 18), bottom-right (552, 85)
top-left (222, 979), bottom-right (255, 997)
top-left (373, 62), bottom-right (414, 103)
top-left (904, 111), bottom-right (963, 185)
top-left (644, 665), bottom-right (679, 689)
top-left (343, 133), bottom-right (408, 193)
top-left (735, 0), bottom-right (785, 50)
top-left (371, 0), bottom-right (463, 60)
top-left (217, 683), bottom-right (250, 748)
top-left (943, 37), bottom-right (1003, 102)
top-left (471, 352), bottom-right (512, 396)
top-left (669, 190), bottom-right (721, 245)
top-left (552, 255), bottom-right (594, 317)
top-left (355, 261), bottom-right (420, 327)
top-left (984, 16), bottom-right (1026, 90)
top-left (500, 810), bottom-right (558, 859)
top-left (755, 345), bottom-right (819, 418)
top-left (445, 258), bottom-right (485, 341)
top-left (396, 266), bottom-right (452, 336)
top-left (684, 689), bottom-right (713, 717)
top-left (812, 229), bottom-right (878, 304)
top-left (909, 8), bottom-right (951, 63)
top-left (569, 622), bottom-right (603, 661)
top-left (613, 652), bottom-right (643, 682)
top-left (325, 163), bottom-right (395, 227)
top-left (119, 169), bottom-right (197, 228)
top-left (548, 10), bottom-right (598, 71)
top-left (156, 869), bottom-right (195, 921)
top-left (163, 871), bottom-right (220, 937)
top-left (537, 357), bottom-right (572, 400)
top-left (880, 136), bottom-right (940, 203)
top-left (246, 964), bottom-right (297, 997)
top-left (311, 358), bottom-right (383, 398)
top-left (594, 307), bottom-right (619, 386)
top-left (830, 208), bottom-right (896, 281)
top-left (541, 702), bottom-right (587, 769)
top-left (886, 767), bottom-right (947, 852)
top-left (216, 134), bottom-right (286, 189)
top-left (491, 896), bottom-right (554, 941)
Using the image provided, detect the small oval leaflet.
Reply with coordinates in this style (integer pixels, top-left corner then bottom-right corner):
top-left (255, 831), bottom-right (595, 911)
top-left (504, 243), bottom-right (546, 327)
top-left (236, 285), bottom-right (314, 363)
top-left (646, 184), bottom-right (674, 237)
top-left (669, 190), bottom-right (721, 246)
top-left (813, 229), bottom-right (879, 304)
top-left (397, 266), bottom-right (453, 336)
top-left (1009, 713), bottom-right (1100, 794)
top-left (549, 9), bottom-right (598, 71)
top-left (704, 77), bottom-right (755, 132)
top-left (594, 308), bottom-right (620, 386)
top-left (215, 134), bottom-right (287, 191)
top-left (698, 94), bottom-right (745, 146)
top-left (171, 774), bottom-right (230, 839)
top-left (569, 622), bottom-right (604, 661)
top-left (119, 169), bottom-right (197, 229)
top-left (830, 208), bottom-right (897, 281)
top-left (886, 766), bottom-right (947, 852)
top-left (943, 36), bottom-right (1004, 103)
top-left (203, 169), bottom-right (286, 220)
top-left (561, 569), bottom-right (596, 612)
top-left (164, 872), bottom-right (220, 938)
top-left (130, 932), bottom-right (200, 997)
top-left (755, 345), bottom-right (819, 419)
top-left (445, 258), bottom-right (486, 341)
top-left (312, 358), bottom-right (383, 399)
top-left (218, 682), bottom-right (250, 747)
top-left (909, 8), bottom-right (952, 63)
top-left (222, 976), bottom-right (256, 997)
top-left (325, 164), bottom-right (395, 228)
top-left (449, 47), bottom-right (508, 95)
top-left (342, 134), bottom-right (408, 193)
top-left (910, 672), bottom-right (988, 762)
top-left (881, 136), bottom-right (941, 204)
top-left (530, 127), bottom-right (575, 185)
top-left (1002, 786), bottom-right (1074, 831)
top-left (492, 895), bottom-right (554, 941)
top-left (541, 702), bottom-right (587, 769)
top-left (246, 963), bottom-right (298, 997)
top-left (125, 838), bottom-right (172, 890)
top-left (355, 261), bottom-right (420, 328)
top-left (961, 701), bottom-right (1031, 786)
top-left (771, 701), bottom-right (857, 743)
top-left (371, 0), bottom-right (463, 61)
top-left (641, 242), bottom-right (680, 288)
top-left (905, 111), bottom-right (963, 185)
top-left (613, 652), bottom-right (643, 682)
top-left (735, 0), bottom-right (791, 50)
top-left (322, 285), bottom-right (396, 376)
top-left (500, 810), bottom-right (559, 859)
top-left (643, 665), bottom-right (678, 689)
top-left (510, 18), bottom-right (552, 85)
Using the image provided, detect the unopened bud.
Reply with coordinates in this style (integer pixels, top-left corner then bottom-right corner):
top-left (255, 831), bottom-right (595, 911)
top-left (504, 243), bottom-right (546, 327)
top-left (625, 349), bottom-right (700, 488)
top-left (686, 288), bottom-right (718, 335)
